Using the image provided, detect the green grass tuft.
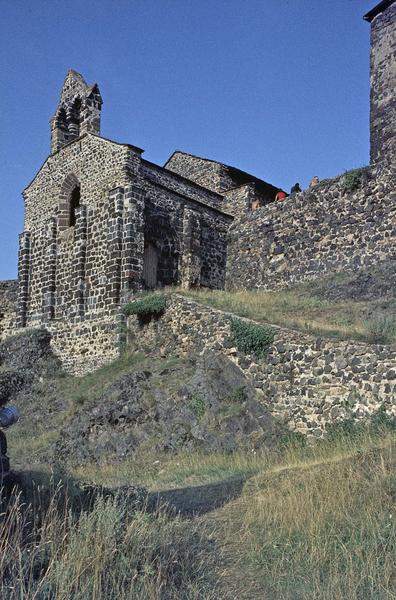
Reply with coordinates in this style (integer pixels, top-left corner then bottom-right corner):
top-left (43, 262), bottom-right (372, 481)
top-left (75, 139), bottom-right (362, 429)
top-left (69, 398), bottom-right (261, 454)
top-left (230, 318), bottom-right (275, 358)
top-left (123, 293), bottom-right (166, 318)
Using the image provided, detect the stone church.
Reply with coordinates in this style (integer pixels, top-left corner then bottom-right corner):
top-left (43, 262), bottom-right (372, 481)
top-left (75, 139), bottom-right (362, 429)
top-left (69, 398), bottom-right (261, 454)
top-left (17, 65), bottom-right (281, 371)
top-left (10, 0), bottom-right (395, 373)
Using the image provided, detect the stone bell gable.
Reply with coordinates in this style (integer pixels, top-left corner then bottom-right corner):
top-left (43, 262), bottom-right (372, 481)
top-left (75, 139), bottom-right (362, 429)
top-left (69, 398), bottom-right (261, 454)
top-left (50, 70), bottom-right (103, 154)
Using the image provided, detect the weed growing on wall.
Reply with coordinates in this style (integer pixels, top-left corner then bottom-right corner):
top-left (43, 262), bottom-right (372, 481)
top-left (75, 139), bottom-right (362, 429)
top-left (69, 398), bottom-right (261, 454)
top-left (342, 168), bottom-right (363, 194)
top-left (123, 294), bottom-right (166, 318)
top-left (230, 318), bottom-right (275, 358)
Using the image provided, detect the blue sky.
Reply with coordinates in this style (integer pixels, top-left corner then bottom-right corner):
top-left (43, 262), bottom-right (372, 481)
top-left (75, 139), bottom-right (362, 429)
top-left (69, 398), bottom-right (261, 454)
top-left (1, 0), bottom-right (376, 279)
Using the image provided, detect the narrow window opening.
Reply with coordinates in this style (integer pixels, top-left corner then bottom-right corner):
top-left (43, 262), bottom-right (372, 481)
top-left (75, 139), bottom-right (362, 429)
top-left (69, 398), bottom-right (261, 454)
top-left (69, 98), bottom-right (82, 137)
top-left (56, 108), bottom-right (68, 131)
top-left (69, 186), bottom-right (81, 227)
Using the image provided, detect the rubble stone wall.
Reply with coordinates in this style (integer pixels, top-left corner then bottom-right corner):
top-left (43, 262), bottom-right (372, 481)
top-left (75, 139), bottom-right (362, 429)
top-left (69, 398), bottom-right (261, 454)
top-left (127, 294), bottom-right (396, 436)
top-left (17, 134), bottom-right (232, 374)
top-left (0, 280), bottom-right (17, 341)
top-left (226, 167), bottom-right (396, 291)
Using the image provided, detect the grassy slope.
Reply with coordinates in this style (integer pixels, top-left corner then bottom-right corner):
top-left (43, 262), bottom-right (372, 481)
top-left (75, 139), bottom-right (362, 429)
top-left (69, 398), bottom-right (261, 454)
top-left (3, 272), bottom-right (396, 598)
top-left (173, 286), bottom-right (396, 344)
top-left (4, 348), bottom-right (396, 598)
top-left (3, 429), bottom-right (395, 599)
top-left (72, 431), bottom-right (396, 599)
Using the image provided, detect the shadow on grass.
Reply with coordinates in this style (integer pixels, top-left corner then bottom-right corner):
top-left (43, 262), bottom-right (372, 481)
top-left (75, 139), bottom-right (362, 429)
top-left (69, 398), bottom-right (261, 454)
top-left (147, 474), bottom-right (249, 517)
top-left (1, 468), bottom-right (250, 520)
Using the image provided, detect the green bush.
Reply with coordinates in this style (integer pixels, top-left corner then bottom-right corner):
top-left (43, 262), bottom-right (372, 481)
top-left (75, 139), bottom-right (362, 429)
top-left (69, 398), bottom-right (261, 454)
top-left (123, 294), bottom-right (166, 318)
top-left (227, 386), bottom-right (248, 403)
top-left (342, 169), bottom-right (362, 194)
top-left (230, 318), bottom-right (275, 358)
top-left (189, 391), bottom-right (206, 419)
top-left (277, 430), bottom-right (307, 449)
top-left (326, 409), bottom-right (396, 441)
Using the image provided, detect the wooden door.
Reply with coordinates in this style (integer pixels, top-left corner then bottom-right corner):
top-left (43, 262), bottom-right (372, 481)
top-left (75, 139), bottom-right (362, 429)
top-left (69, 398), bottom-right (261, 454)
top-left (143, 242), bottom-right (158, 288)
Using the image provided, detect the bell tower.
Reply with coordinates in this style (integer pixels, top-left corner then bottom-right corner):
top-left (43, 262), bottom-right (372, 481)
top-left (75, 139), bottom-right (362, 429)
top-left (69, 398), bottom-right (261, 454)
top-left (50, 69), bottom-right (103, 154)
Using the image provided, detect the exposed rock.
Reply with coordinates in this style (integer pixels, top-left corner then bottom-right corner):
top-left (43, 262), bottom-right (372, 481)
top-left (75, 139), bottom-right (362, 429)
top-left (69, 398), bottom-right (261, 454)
top-left (55, 351), bottom-right (284, 463)
top-left (0, 329), bottom-right (61, 408)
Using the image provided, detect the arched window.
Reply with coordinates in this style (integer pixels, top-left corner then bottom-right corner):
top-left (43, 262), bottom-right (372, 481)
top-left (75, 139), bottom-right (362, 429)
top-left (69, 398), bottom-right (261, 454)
top-left (69, 186), bottom-right (81, 227)
top-left (55, 107), bottom-right (68, 131)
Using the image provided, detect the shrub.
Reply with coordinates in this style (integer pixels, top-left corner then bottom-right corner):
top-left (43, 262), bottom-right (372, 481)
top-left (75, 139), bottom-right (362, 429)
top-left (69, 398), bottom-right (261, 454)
top-left (230, 318), bottom-right (275, 358)
top-left (189, 391), bottom-right (206, 419)
top-left (370, 404), bottom-right (396, 431)
top-left (227, 386), bottom-right (248, 403)
top-left (325, 419), bottom-right (366, 441)
top-left (365, 314), bottom-right (396, 344)
top-left (123, 294), bottom-right (166, 318)
top-left (277, 429), bottom-right (307, 449)
top-left (342, 168), bottom-right (362, 194)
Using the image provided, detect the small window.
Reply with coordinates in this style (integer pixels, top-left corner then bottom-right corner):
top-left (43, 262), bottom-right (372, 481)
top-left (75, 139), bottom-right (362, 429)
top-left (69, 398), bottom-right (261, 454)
top-left (69, 186), bottom-right (81, 227)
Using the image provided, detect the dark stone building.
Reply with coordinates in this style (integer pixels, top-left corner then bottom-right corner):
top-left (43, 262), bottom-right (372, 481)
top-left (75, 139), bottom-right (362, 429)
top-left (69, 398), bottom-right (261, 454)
top-left (3, 0), bottom-right (393, 373)
top-left (15, 69), bottom-right (281, 372)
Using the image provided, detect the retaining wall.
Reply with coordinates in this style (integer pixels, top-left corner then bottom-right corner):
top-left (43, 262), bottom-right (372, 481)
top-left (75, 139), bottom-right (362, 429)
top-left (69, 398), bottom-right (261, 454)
top-left (127, 294), bottom-right (396, 436)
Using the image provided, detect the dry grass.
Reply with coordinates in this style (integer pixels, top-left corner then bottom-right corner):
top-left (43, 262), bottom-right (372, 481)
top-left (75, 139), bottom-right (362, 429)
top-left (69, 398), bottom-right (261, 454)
top-left (213, 439), bottom-right (396, 599)
top-left (1, 429), bottom-right (395, 599)
top-left (0, 483), bottom-right (216, 599)
top-left (172, 287), bottom-right (396, 344)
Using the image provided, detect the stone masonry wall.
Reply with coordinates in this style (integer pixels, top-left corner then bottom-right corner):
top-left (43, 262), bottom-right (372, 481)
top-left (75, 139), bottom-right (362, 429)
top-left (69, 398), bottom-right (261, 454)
top-left (46, 317), bottom-right (120, 376)
top-left (0, 280), bottom-right (17, 341)
top-left (226, 167), bottom-right (396, 291)
top-left (164, 152), bottom-right (226, 194)
top-left (126, 294), bottom-right (396, 436)
top-left (142, 160), bottom-right (224, 211)
top-left (22, 135), bottom-right (140, 327)
top-left (369, 2), bottom-right (396, 166)
top-left (19, 133), bottom-right (232, 374)
top-left (143, 179), bottom-right (231, 290)
top-left (164, 152), bottom-right (278, 215)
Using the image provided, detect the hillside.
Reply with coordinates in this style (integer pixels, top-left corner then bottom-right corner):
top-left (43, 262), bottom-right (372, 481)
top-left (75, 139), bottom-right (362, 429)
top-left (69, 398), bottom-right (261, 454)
top-left (1, 275), bottom-right (395, 598)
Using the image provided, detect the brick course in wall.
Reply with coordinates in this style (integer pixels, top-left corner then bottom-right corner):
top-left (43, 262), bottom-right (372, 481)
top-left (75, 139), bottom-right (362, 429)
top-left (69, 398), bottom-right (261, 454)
top-left (127, 295), bottom-right (396, 436)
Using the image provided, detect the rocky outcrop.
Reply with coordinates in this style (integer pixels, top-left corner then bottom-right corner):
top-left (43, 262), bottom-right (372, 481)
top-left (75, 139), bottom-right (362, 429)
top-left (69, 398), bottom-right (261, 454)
top-left (0, 329), bottom-right (61, 408)
top-left (56, 351), bottom-right (284, 463)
